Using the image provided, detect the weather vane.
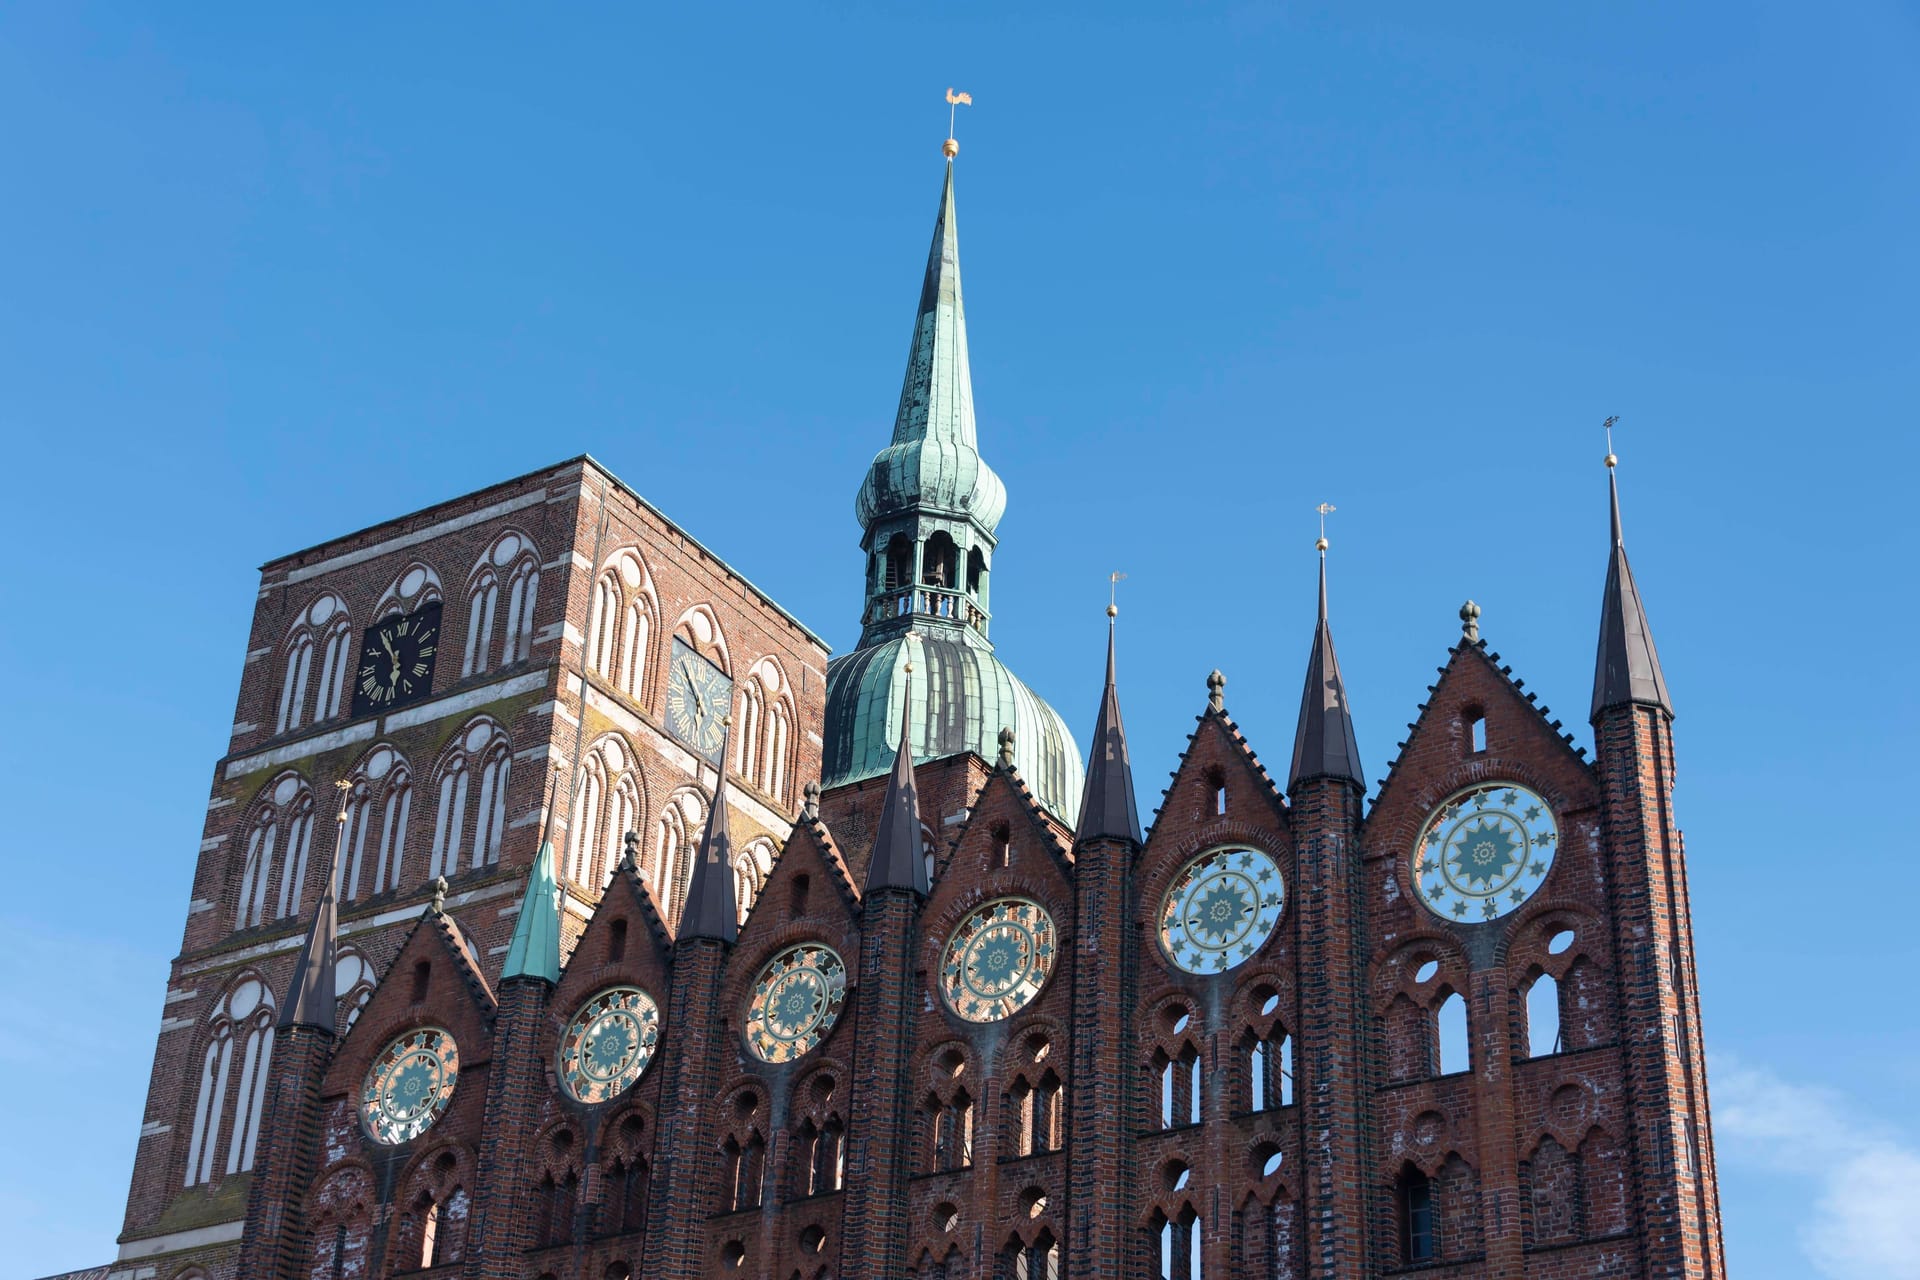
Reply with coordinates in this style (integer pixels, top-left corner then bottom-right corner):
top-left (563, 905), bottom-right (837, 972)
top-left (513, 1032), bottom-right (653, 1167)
top-left (944, 87), bottom-right (972, 157)
top-left (1315, 502), bottom-right (1336, 552)
top-left (1603, 415), bottom-right (1620, 468)
top-left (1108, 571), bottom-right (1126, 617)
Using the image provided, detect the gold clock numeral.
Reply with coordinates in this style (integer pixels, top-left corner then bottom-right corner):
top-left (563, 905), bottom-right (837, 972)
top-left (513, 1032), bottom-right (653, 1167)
top-left (418, 644), bottom-right (434, 656)
top-left (413, 662), bottom-right (429, 677)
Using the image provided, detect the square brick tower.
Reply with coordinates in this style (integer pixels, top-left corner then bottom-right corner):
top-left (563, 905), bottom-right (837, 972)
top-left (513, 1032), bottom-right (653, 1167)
top-left (110, 458), bottom-right (827, 1278)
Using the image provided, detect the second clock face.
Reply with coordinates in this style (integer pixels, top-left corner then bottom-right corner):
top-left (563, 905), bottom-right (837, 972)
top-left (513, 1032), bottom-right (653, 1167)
top-left (1159, 846), bottom-right (1285, 975)
top-left (665, 638), bottom-right (732, 763)
top-left (744, 944), bottom-right (848, 1064)
top-left (1412, 781), bottom-right (1560, 925)
top-left (351, 602), bottom-right (442, 717)
top-left (361, 1026), bottom-right (459, 1145)
top-left (940, 898), bottom-right (1058, 1023)
top-left (558, 986), bottom-right (661, 1104)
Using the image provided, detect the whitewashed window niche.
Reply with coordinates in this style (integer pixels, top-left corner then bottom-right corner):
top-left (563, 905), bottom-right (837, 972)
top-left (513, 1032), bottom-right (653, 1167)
top-left (587, 549), bottom-right (655, 702)
top-left (276, 594), bottom-right (352, 733)
top-left (340, 745), bottom-right (414, 900)
top-left (235, 773), bottom-right (315, 929)
top-left (653, 789), bottom-right (707, 928)
top-left (183, 975), bottom-right (275, 1186)
top-left (429, 718), bottom-right (511, 877)
top-left (462, 530), bottom-right (540, 677)
top-left (566, 737), bottom-right (642, 889)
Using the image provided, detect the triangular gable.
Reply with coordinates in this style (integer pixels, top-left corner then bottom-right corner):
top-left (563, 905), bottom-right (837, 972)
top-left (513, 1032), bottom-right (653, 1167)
top-left (930, 767), bottom-right (1074, 896)
top-left (1370, 641), bottom-right (1594, 823)
top-left (549, 863), bottom-right (676, 1017)
top-left (1145, 706), bottom-right (1291, 843)
top-left (722, 817), bottom-right (864, 1050)
top-left (323, 905), bottom-right (499, 1097)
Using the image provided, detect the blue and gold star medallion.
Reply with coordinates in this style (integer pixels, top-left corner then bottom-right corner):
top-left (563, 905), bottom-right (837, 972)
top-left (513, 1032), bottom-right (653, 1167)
top-left (1412, 782), bottom-right (1557, 926)
top-left (744, 944), bottom-right (848, 1064)
top-left (559, 987), bottom-right (661, 1104)
top-left (1159, 846), bottom-right (1285, 975)
top-left (361, 1027), bottom-right (459, 1145)
top-left (941, 898), bottom-right (1058, 1023)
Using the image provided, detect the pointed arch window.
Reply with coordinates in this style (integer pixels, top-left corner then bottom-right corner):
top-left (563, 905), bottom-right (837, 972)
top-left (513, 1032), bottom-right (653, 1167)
top-left (276, 594), bottom-right (351, 733)
top-left (430, 719), bottom-right (510, 879)
top-left (374, 767), bottom-right (413, 894)
top-left (766, 700), bottom-right (792, 803)
top-left (570, 754), bottom-right (606, 887)
top-left (737, 679), bottom-right (764, 784)
top-left (652, 790), bottom-right (706, 927)
top-left (465, 531), bottom-right (541, 676)
top-left (1246, 1029), bottom-right (1293, 1111)
top-left (184, 976), bottom-right (275, 1186)
top-left (226, 1015), bottom-right (275, 1175)
top-left (589, 550), bottom-right (654, 702)
top-left (236, 774), bottom-right (315, 929)
top-left (183, 1024), bottom-right (233, 1186)
top-left (462, 567), bottom-right (499, 678)
top-left (1399, 1166), bottom-right (1435, 1263)
top-left (1153, 1207), bottom-right (1203, 1280)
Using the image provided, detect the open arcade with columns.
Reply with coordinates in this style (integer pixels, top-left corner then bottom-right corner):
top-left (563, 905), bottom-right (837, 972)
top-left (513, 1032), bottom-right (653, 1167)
top-left (107, 147), bottom-right (1726, 1280)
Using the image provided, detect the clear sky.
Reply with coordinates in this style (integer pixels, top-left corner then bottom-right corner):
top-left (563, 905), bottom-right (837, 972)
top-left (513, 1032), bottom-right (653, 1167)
top-left (1, 3), bottom-right (1915, 1276)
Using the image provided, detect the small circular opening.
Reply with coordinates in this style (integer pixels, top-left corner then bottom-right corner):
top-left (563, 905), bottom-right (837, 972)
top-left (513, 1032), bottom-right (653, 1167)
top-left (1020, 1187), bottom-right (1049, 1219)
top-left (721, 1241), bottom-right (747, 1269)
top-left (934, 1202), bottom-right (960, 1233)
top-left (1252, 1141), bottom-right (1285, 1179)
top-left (1414, 959), bottom-right (1439, 984)
top-left (936, 1048), bottom-right (966, 1078)
top-left (1547, 929), bottom-right (1575, 956)
top-left (799, 1225), bottom-right (826, 1255)
top-left (1164, 1160), bottom-right (1192, 1193)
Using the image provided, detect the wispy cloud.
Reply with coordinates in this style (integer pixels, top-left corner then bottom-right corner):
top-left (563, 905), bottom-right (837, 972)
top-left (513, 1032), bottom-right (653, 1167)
top-left (1714, 1055), bottom-right (1920, 1280)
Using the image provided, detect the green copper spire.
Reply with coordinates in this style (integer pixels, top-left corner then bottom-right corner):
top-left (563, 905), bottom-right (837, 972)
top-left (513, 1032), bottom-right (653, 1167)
top-left (501, 795), bottom-right (562, 984)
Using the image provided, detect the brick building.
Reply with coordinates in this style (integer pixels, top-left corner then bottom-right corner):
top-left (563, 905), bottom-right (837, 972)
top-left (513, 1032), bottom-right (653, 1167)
top-left (102, 148), bottom-right (1725, 1280)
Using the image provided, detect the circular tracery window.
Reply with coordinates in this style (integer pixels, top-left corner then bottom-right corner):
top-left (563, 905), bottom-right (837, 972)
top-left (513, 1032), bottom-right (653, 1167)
top-left (940, 897), bottom-right (1058, 1023)
top-left (1411, 781), bottom-right (1560, 924)
top-left (1158, 845), bottom-right (1285, 974)
top-left (744, 944), bottom-right (848, 1064)
top-left (558, 986), bottom-right (661, 1104)
top-left (361, 1026), bottom-right (459, 1145)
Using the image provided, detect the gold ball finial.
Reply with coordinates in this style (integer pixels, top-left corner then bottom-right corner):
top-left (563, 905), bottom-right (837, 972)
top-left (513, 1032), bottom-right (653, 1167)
top-left (1604, 452), bottom-right (1618, 468)
top-left (942, 137), bottom-right (959, 159)
top-left (1315, 536), bottom-right (1329, 552)
top-left (1106, 603), bottom-right (1117, 618)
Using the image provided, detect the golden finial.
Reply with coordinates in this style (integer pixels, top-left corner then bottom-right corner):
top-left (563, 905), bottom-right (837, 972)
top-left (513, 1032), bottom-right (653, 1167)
top-left (1108, 571), bottom-right (1126, 618)
top-left (1603, 415), bottom-right (1620, 469)
top-left (1315, 502), bottom-right (1336, 553)
top-left (944, 88), bottom-right (972, 158)
top-left (904, 628), bottom-right (920, 675)
top-left (333, 777), bottom-right (354, 823)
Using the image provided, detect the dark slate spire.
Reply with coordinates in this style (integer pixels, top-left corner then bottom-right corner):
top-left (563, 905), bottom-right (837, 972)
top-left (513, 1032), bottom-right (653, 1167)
top-left (280, 783), bottom-right (350, 1031)
top-left (1289, 543), bottom-right (1364, 791)
top-left (865, 663), bottom-right (930, 895)
top-left (678, 725), bottom-right (740, 943)
top-left (501, 786), bottom-right (562, 984)
top-left (1591, 456), bottom-right (1673, 719)
top-left (1075, 609), bottom-right (1141, 844)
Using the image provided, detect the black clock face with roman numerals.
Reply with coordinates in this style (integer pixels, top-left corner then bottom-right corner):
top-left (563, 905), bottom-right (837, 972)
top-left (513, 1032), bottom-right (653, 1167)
top-left (351, 602), bottom-right (442, 717)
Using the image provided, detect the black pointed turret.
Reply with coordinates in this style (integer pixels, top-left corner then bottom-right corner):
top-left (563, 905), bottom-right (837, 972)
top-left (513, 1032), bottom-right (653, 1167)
top-left (1288, 554), bottom-right (1364, 791)
top-left (279, 794), bottom-right (345, 1031)
top-left (678, 732), bottom-right (740, 942)
top-left (1076, 615), bottom-right (1141, 844)
top-left (866, 669), bottom-right (930, 895)
top-left (1591, 464), bottom-right (1673, 720)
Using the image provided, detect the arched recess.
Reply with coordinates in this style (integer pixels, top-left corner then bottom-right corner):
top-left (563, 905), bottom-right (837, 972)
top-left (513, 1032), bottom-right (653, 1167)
top-left (650, 788), bottom-right (708, 928)
top-left (182, 972), bottom-right (277, 1187)
top-left (734, 836), bottom-right (777, 925)
top-left (672, 604), bottom-right (731, 674)
top-left (568, 734), bottom-right (646, 890)
top-left (587, 548), bottom-right (658, 705)
top-left (462, 528), bottom-right (541, 677)
top-left (235, 772), bottom-right (316, 929)
top-left (338, 743), bottom-right (413, 902)
top-left (428, 717), bottom-right (512, 878)
top-left (276, 593), bottom-right (352, 733)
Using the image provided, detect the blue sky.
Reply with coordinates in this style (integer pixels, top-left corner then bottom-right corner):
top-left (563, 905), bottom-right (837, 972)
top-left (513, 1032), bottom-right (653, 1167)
top-left (1, 3), bottom-right (1915, 1275)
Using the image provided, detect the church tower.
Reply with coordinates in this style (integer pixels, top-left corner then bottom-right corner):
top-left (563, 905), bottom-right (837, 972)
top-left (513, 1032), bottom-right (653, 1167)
top-left (820, 149), bottom-right (1084, 860)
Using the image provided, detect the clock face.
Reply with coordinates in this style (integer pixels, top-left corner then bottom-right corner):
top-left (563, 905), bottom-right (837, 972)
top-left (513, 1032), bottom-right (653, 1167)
top-left (360, 1026), bottom-right (459, 1145)
top-left (558, 986), bottom-right (661, 1104)
top-left (1159, 846), bottom-right (1285, 975)
top-left (744, 944), bottom-right (848, 1064)
top-left (1412, 782), bottom-right (1560, 925)
top-left (665, 638), bottom-right (733, 763)
top-left (940, 898), bottom-right (1058, 1023)
top-left (350, 602), bottom-right (442, 717)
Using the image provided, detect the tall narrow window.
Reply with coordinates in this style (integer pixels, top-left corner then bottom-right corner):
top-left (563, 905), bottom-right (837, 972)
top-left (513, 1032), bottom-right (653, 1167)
top-left (463, 567), bottom-right (499, 677)
top-left (1468, 714), bottom-right (1487, 753)
top-left (570, 758), bottom-right (605, 886)
top-left (1436, 992), bottom-right (1469, 1076)
top-left (1526, 973), bottom-right (1562, 1058)
top-left (432, 755), bottom-right (470, 878)
top-left (471, 746), bottom-right (510, 869)
top-left (767, 703), bottom-right (791, 802)
top-left (618, 598), bottom-right (648, 698)
top-left (274, 791), bottom-right (316, 920)
top-left (502, 558), bottom-right (540, 666)
top-left (419, 1199), bottom-right (440, 1268)
top-left (225, 1019), bottom-right (275, 1174)
top-left (313, 618), bottom-right (352, 722)
top-left (1400, 1167), bottom-right (1435, 1262)
top-left (1155, 1208), bottom-right (1202, 1280)
top-left (375, 770), bottom-right (413, 894)
top-left (1249, 1032), bottom-right (1293, 1111)
top-left (236, 812), bottom-right (279, 930)
top-left (183, 1027), bottom-right (233, 1186)
top-left (590, 573), bottom-right (620, 676)
top-left (1159, 1046), bottom-right (1202, 1127)
top-left (278, 632), bottom-right (314, 733)
top-left (737, 681), bottom-right (763, 786)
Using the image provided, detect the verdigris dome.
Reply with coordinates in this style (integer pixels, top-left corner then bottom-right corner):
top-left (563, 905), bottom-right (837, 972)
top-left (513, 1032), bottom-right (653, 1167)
top-left (824, 632), bottom-right (1084, 827)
